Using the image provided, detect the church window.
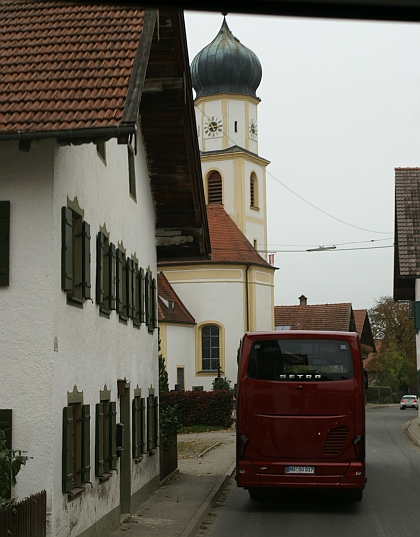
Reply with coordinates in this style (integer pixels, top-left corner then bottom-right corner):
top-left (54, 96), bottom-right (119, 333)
top-left (207, 171), bottom-right (223, 205)
top-left (201, 324), bottom-right (220, 371)
top-left (250, 172), bottom-right (259, 209)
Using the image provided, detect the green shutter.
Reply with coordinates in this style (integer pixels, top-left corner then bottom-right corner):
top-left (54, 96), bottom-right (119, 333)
top-left (133, 262), bottom-right (139, 324)
top-left (81, 405), bottom-right (91, 483)
top-left (147, 395), bottom-right (153, 451)
top-left (62, 407), bottom-right (73, 493)
top-left (82, 221), bottom-right (91, 299)
top-left (145, 272), bottom-right (150, 327)
top-left (127, 258), bottom-right (134, 318)
top-left (116, 249), bottom-right (124, 314)
top-left (96, 232), bottom-right (105, 305)
top-left (140, 398), bottom-right (146, 453)
top-left (152, 278), bottom-right (157, 329)
top-left (61, 207), bottom-right (73, 291)
top-left (109, 401), bottom-right (117, 471)
top-left (132, 398), bottom-right (139, 458)
top-left (95, 403), bottom-right (104, 477)
top-left (139, 268), bottom-right (145, 323)
top-left (109, 243), bottom-right (116, 310)
top-left (0, 201), bottom-right (10, 287)
top-left (154, 396), bottom-right (159, 449)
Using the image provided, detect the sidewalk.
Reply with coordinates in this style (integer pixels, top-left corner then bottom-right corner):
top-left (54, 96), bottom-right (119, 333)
top-left (109, 428), bottom-right (236, 537)
top-left (406, 415), bottom-right (420, 447)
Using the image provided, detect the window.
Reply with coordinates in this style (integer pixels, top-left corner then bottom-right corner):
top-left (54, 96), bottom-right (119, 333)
top-left (62, 388), bottom-right (91, 496)
top-left (96, 229), bottom-right (116, 314)
top-left (250, 172), bottom-right (258, 208)
top-left (207, 171), bottom-right (222, 205)
top-left (177, 367), bottom-right (185, 390)
top-left (132, 392), bottom-right (146, 461)
top-left (61, 200), bottom-right (91, 303)
top-left (0, 201), bottom-right (10, 286)
top-left (95, 389), bottom-right (117, 481)
top-left (147, 390), bottom-right (158, 453)
top-left (202, 324), bottom-right (220, 371)
top-left (128, 144), bottom-right (136, 200)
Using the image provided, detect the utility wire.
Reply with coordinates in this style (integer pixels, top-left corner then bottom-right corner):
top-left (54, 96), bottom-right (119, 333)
top-left (201, 110), bottom-right (393, 235)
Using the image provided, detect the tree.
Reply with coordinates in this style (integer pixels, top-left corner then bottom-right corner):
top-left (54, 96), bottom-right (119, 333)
top-left (158, 333), bottom-right (169, 394)
top-left (368, 296), bottom-right (417, 397)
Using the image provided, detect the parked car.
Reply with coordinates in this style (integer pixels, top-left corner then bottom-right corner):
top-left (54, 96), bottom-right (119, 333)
top-left (400, 395), bottom-right (418, 410)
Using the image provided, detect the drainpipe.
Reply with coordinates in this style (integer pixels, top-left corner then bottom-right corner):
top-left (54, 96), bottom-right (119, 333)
top-left (245, 264), bottom-right (250, 332)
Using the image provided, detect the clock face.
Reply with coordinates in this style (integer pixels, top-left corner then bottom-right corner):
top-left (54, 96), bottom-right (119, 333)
top-left (249, 118), bottom-right (258, 140)
top-left (204, 116), bottom-right (223, 138)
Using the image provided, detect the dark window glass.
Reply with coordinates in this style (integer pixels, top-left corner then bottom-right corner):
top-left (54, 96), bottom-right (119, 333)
top-left (247, 339), bottom-right (354, 381)
top-left (202, 324), bottom-right (220, 371)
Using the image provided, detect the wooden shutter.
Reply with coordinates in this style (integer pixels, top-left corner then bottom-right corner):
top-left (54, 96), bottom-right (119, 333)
top-left (132, 398), bottom-right (140, 459)
top-left (133, 262), bottom-right (139, 324)
top-left (96, 232), bottom-right (105, 305)
top-left (95, 403), bottom-right (104, 477)
top-left (109, 401), bottom-right (117, 471)
top-left (109, 243), bottom-right (116, 310)
top-left (82, 221), bottom-right (91, 299)
top-left (153, 396), bottom-right (159, 449)
top-left (127, 258), bottom-right (134, 318)
top-left (81, 405), bottom-right (91, 483)
top-left (152, 278), bottom-right (157, 329)
top-left (145, 272), bottom-right (150, 328)
top-left (208, 172), bottom-right (222, 204)
top-left (61, 207), bottom-right (73, 291)
top-left (0, 201), bottom-right (10, 286)
top-left (116, 249), bottom-right (124, 314)
top-left (147, 395), bottom-right (153, 451)
top-left (62, 407), bottom-right (74, 493)
top-left (139, 267), bottom-right (145, 323)
top-left (140, 398), bottom-right (146, 454)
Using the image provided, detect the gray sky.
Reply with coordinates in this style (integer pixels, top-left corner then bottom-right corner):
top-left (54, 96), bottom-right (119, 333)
top-left (184, 11), bottom-right (420, 311)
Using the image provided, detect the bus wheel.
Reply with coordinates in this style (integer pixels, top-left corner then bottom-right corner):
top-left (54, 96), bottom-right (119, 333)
top-left (248, 488), bottom-right (264, 500)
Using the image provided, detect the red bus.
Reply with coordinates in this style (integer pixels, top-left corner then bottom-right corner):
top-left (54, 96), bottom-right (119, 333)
top-left (236, 331), bottom-right (366, 501)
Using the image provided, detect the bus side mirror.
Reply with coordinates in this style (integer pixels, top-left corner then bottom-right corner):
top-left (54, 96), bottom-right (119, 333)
top-left (364, 370), bottom-right (368, 390)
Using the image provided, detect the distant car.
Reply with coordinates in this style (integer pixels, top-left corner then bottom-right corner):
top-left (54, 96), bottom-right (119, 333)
top-left (400, 395), bottom-right (418, 410)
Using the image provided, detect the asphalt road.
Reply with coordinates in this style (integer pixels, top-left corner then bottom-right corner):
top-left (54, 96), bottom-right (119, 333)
top-left (198, 406), bottom-right (420, 537)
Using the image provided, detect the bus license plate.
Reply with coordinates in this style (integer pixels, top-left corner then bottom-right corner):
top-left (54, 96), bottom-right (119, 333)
top-left (286, 466), bottom-right (315, 474)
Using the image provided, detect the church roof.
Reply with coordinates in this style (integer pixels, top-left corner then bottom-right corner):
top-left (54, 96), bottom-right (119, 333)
top-left (190, 18), bottom-right (262, 99)
top-left (159, 205), bottom-right (272, 268)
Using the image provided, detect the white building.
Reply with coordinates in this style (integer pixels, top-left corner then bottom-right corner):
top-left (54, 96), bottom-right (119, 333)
top-left (0, 4), bottom-right (209, 537)
top-left (159, 18), bottom-right (276, 391)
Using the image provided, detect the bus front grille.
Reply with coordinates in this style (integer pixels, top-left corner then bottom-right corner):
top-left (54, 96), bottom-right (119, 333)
top-left (323, 425), bottom-right (349, 455)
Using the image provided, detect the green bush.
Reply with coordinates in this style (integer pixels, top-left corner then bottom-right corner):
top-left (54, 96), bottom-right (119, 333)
top-left (160, 390), bottom-right (233, 428)
top-left (366, 386), bottom-right (393, 403)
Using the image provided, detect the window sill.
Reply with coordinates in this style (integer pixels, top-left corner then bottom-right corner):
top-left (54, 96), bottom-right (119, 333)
top-left (67, 487), bottom-right (84, 500)
top-left (134, 456), bottom-right (144, 464)
top-left (196, 370), bottom-right (224, 376)
top-left (99, 472), bottom-right (112, 483)
top-left (250, 205), bottom-right (260, 211)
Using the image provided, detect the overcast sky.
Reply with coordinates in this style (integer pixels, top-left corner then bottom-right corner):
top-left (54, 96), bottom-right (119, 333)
top-left (184, 11), bottom-right (420, 311)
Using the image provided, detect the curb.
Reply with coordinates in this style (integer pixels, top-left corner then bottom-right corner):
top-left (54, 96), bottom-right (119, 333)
top-left (405, 417), bottom-right (420, 448)
top-left (179, 462), bottom-right (236, 537)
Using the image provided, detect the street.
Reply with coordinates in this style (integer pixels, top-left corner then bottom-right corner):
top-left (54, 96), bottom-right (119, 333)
top-left (198, 407), bottom-right (420, 537)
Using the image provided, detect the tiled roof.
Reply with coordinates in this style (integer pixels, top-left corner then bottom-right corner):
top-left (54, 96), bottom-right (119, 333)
top-left (0, 0), bottom-right (145, 136)
top-left (207, 205), bottom-right (270, 265)
top-left (274, 303), bottom-right (355, 332)
top-left (394, 168), bottom-right (420, 277)
top-left (353, 309), bottom-right (376, 350)
top-left (157, 272), bottom-right (195, 325)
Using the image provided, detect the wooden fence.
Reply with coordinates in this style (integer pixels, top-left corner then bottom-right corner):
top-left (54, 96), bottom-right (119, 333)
top-left (0, 490), bottom-right (46, 537)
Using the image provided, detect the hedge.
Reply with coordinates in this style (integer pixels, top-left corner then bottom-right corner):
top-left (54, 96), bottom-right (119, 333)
top-left (366, 386), bottom-right (393, 403)
top-left (159, 390), bottom-right (233, 428)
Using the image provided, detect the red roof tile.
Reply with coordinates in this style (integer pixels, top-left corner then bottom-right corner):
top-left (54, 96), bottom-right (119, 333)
top-left (274, 303), bottom-right (355, 332)
top-left (157, 272), bottom-right (195, 325)
top-left (0, 0), bottom-right (145, 135)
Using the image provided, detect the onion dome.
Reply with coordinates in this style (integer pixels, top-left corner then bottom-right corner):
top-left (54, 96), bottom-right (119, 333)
top-left (191, 18), bottom-right (262, 99)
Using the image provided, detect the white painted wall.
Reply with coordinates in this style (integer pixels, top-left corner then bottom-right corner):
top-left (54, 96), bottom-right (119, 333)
top-left (165, 324), bottom-right (196, 391)
top-left (227, 99), bottom-right (245, 148)
top-left (0, 124), bottom-right (159, 537)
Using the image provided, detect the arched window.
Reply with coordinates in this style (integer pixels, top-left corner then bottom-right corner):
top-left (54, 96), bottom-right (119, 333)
top-left (207, 171), bottom-right (223, 205)
top-left (250, 172), bottom-right (258, 208)
top-left (201, 324), bottom-right (220, 371)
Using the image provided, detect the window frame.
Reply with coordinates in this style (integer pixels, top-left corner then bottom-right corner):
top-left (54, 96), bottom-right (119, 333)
top-left (132, 391), bottom-right (146, 462)
top-left (0, 201), bottom-right (10, 287)
top-left (95, 389), bottom-right (117, 482)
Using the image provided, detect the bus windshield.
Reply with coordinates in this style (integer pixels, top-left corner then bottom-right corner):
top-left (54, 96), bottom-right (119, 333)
top-left (247, 338), bottom-right (354, 381)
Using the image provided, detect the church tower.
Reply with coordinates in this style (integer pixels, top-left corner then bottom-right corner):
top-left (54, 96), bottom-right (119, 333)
top-left (191, 17), bottom-right (270, 259)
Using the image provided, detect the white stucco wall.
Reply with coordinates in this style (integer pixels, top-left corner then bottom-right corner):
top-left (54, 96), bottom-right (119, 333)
top-left (227, 99), bottom-right (245, 148)
top-left (0, 128), bottom-right (159, 537)
top-left (164, 324), bottom-right (196, 391)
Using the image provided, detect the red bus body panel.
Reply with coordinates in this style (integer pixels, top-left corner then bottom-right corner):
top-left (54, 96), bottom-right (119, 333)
top-left (236, 331), bottom-right (366, 493)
